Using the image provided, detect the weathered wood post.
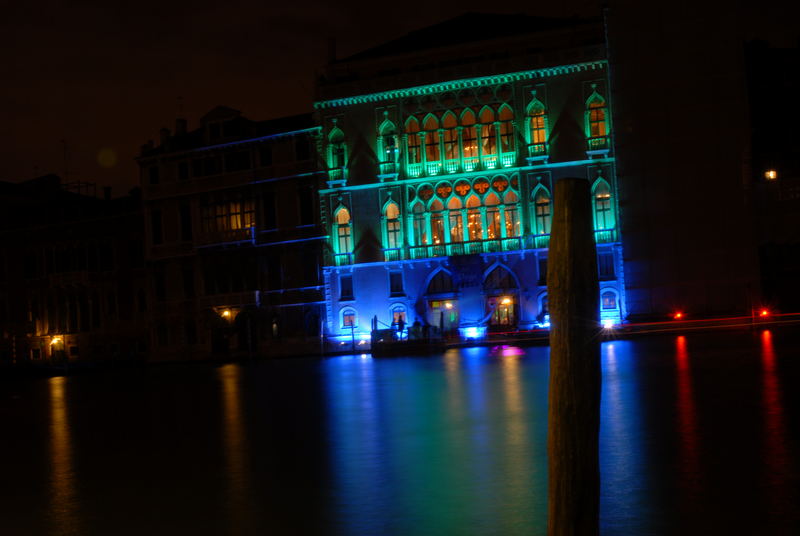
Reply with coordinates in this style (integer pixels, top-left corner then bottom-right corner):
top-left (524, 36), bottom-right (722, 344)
top-left (546, 178), bottom-right (601, 535)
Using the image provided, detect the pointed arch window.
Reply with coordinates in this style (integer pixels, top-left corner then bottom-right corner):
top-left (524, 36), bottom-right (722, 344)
top-left (384, 202), bottom-right (401, 249)
top-left (328, 127), bottom-right (346, 169)
top-left (593, 180), bottom-right (614, 230)
top-left (484, 265), bottom-right (518, 326)
top-left (462, 110), bottom-right (478, 158)
top-left (427, 270), bottom-right (454, 294)
top-left (466, 195), bottom-right (482, 241)
top-left (484, 265), bottom-right (518, 292)
top-left (442, 112), bottom-right (458, 162)
top-left (528, 98), bottom-right (547, 156)
top-left (335, 207), bottom-right (352, 255)
top-left (430, 199), bottom-right (445, 245)
top-left (503, 190), bottom-right (520, 237)
top-left (498, 105), bottom-right (515, 153)
top-left (447, 197), bottom-right (463, 243)
top-left (533, 187), bottom-right (551, 235)
top-left (412, 202), bottom-right (427, 245)
top-left (485, 192), bottom-right (501, 240)
top-left (406, 117), bottom-right (422, 165)
top-left (479, 107), bottom-right (497, 156)
top-left (461, 109), bottom-right (478, 171)
top-left (424, 115), bottom-right (440, 163)
top-left (586, 91), bottom-right (609, 150)
top-left (378, 120), bottom-right (398, 173)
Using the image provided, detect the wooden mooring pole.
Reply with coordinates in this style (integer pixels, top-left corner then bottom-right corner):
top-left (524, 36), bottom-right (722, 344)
top-left (546, 178), bottom-right (601, 535)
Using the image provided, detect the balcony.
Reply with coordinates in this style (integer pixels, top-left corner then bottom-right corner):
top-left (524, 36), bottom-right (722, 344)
top-left (500, 152), bottom-right (516, 168)
top-left (407, 163), bottom-right (423, 178)
top-left (526, 234), bottom-right (551, 249)
top-left (334, 252), bottom-right (353, 266)
top-left (408, 237), bottom-right (524, 259)
top-left (586, 136), bottom-right (610, 158)
top-left (481, 155), bottom-right (498, 169)
top-left (444, 159), bottom-right (459, 174)
top-left (383, 248), bottom-right (404, 262)
top-left (425, 162), bottom-right (442, 176)
top-left (526, 143), bottom-right (548, 164)
top-left (463, 157), bottom-right (479, 172)
top-left (594, 229), bottom-right (617, 243)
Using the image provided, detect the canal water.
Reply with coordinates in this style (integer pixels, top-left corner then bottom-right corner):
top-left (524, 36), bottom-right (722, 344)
top-left (1, 329), bottom-right (799, 535)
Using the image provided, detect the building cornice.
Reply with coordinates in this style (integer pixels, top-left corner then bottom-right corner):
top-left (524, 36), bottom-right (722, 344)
top-left (314, 60), bottom-right (607, 110)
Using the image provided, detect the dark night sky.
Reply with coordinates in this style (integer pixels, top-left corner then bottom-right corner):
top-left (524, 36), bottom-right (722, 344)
top-left (1, 0), bottom-right (797, 194)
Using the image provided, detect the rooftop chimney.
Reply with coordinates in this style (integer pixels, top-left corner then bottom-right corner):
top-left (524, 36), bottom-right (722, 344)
top-left (175, 118), bottom-right (187, 135)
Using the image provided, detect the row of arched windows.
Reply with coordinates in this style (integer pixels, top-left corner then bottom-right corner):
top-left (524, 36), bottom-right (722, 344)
top-left (336, 265), bottom-right (619, 329)
top-left (333, 178), bottom-right (614, 259)
top-left (329, 91), bottom-right (609, 178)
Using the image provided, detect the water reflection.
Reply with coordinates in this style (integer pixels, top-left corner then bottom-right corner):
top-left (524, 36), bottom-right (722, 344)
top-left (498, 348), bottom-right (535, 531)
top-left (759, 330), bottom-right (791, 513)
top-left (600, 341), bottom-right (652, 535)
top-left (48, 376), bottom-right (81, 535)
top-left (674, 335), bottom-right (701, 500)
top-left (218, 364), bottom-right (252, 532)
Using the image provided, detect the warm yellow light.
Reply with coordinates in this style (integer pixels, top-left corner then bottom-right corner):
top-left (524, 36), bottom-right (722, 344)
top-left (501, 297), bottom-right (512, 305)
top-left (50, 336), bottom-right (62, 346)
top-left (765, 169), bottom-right (778, 180)
top-left (221, 309), bottom-right (231, 318)
top-left (445, 302), bottom-right (453, 309)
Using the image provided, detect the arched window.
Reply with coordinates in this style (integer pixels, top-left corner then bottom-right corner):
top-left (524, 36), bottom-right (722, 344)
top-left (485, 192), bottom-right (501, 239)
top-left (328, 127), bottom-right (346, 169)
top-left (412, 202), bottom-right (427, 245)
top-left (424, 115), bottom-right (440, 162)
top-left (427, 270), bottom-right (454, 294)
top-left (461, 109), bottom-right (478, 159)
top-left (447, 197), bottom-right (463, 243)
top-left (442, 112), bottom-right (458, 162)
top-left (528, 99), bottom-right (547, 155)
top-left (385, 202), bottom-right (400, 249)
top-left (503, 191), bottom-right (519, 237)
top-left (498, 105), bottom-right (514, 153)
top-left (430, 199), bottom-right (445, 245)
top-left (593, 180), bottom-right (614, 230)
top-left (484, 265), bottom-right (518, 292)
top-left (378, 120), bottom-right (398, 165)
top-left (406, 118), bottom-right (422, 164)
top-left (601, 290), bottom-right (618, 310)
top-left (484, 265), bottom-right (518, 326)
top-left (335, 207), bottom-right (352, 254)
top-left (586, 91), bottom-right (608, 149)
top-left (390, 304), bottom-right (407, 324)
top-left (479, 107), bottom-right (496, 156)
top-left (466, 195), bottom-right (482, 241)
top-left (341, 307), bottom-right (357, 328)
top-left (533, 187), bottom-right (551, 235)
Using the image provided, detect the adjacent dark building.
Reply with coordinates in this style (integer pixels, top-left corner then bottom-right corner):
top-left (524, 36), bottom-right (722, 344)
top-left (0, 175), bottom-right (146, 365)
top-left (137, 107), bottom-right (326, 361)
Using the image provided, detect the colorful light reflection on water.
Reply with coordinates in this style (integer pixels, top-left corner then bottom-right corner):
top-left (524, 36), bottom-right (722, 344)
top-left (1, 330), bottom-right (799, 535)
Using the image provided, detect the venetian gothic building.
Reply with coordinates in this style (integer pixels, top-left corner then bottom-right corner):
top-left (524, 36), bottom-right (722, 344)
top-left (315, 14), bottom-right (625, 342)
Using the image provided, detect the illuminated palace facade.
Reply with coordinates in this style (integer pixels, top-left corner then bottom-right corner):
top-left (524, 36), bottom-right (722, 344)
top-left (315, 16), bottom-right (624, 341)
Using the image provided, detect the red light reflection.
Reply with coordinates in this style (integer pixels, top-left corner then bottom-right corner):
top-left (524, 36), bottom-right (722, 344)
top-left (674, 336), bottom-right (701, 501)
top-left (760, 330), bottom-right (789, 493)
